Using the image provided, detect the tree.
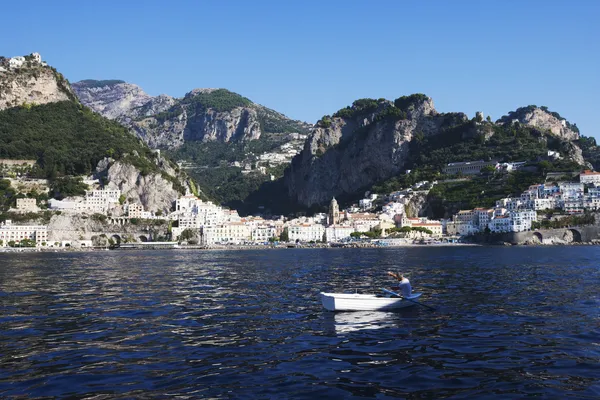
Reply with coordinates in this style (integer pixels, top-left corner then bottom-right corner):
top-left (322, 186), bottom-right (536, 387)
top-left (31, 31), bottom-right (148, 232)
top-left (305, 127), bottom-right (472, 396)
top-left (280, 228), bottom-right (289, 242)
top-left (480, 165), bottom-right (496, 175)
top-left (179, 228), bottom-right (196, 242)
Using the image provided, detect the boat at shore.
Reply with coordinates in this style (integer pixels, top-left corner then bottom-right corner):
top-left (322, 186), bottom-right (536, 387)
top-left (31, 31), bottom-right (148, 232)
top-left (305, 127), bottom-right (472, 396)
top-left (320, 292), bottom-right (423, 311)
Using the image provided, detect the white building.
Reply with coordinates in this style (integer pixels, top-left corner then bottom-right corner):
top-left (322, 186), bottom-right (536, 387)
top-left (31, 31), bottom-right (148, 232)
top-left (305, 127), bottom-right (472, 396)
top-left (82, 189), bottom-right (121, 214)
top-left (509, 210), bottom-right (536, 232)
top-left (325, 225), bottom-right (355, 242)
top-left (48, 198), bottom-right (81, 212)
top-left (288, 224), bottom-right (325, 243)
top-left (359, 198), bottom-right (373, 210)
top-left (203, 223), bottom-right (251, 245)
top-left (382, 202), bottom-right (405, 219)
top-left (16, 198), bottom-right (38, 213)
top-left (251, 225), bottom-right (278, 243)
top-left (8, 56), bottom-right (25, 68)
top-left (127, 203), bottom-right (145, 218)
top-left (0, 220), bottom-right (48, 246)
top-left (489, 216), bottom-right (511, 233)
top-left (579, 170), bottom-right (600, 185)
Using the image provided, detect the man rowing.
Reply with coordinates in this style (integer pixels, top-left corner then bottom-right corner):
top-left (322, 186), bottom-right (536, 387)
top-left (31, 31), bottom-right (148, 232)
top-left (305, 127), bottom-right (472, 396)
top-left (387, 271), bottom-right (412, 297)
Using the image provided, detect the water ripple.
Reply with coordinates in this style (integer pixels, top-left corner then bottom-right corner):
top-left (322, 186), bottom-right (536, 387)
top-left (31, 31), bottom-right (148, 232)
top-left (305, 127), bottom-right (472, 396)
top-left (0, 247), bottom-right (599, 398)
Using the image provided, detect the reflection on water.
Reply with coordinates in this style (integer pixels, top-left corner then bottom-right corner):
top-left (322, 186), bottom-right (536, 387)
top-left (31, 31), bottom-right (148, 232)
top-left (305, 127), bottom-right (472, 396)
top-left (324, 308), bottom-right (422, 334)
top-left (0, 247), bottom-right (599, 398)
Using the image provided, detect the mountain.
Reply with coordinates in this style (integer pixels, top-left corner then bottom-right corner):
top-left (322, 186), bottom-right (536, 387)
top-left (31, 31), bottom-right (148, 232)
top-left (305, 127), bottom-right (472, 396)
top-left (284, 95), bottom-right (591, 209)
top-left (0, 53), bottom-right (195, 214)
top-left (73, 80), bottom-right (312, 209)
top-left (72, 81), bottom-right (311, 148)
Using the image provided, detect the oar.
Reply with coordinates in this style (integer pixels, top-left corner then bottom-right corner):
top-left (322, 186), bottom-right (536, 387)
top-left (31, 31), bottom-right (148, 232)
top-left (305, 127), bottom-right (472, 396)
top-left (381, 288), bottom-right (436, 311)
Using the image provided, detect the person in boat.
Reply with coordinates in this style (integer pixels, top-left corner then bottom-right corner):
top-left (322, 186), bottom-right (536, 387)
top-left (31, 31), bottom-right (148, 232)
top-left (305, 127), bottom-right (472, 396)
top-left (387, 271), bottom-right (412, 297)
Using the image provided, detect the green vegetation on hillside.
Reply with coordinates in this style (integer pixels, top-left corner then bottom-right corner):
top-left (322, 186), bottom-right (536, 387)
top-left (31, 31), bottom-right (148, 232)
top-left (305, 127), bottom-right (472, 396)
top-left (0, 101), bottom-right (159, 178)
top-left (256, 108), bottom-right (310, 134)
top-left (167, 136), bottom-right (285, 167)
top-left (578, 135), bottom-right (600, 170)
top-left (182, 89), bottom-right (252, 112)
top-left (165, 135), bottom-right (291, 209)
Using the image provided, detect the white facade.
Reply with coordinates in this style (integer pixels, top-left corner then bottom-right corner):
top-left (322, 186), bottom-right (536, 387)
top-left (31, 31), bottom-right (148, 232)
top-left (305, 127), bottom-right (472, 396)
top-left (16, 198), bottom-right (38, 212)
top-left (359, 198), bottom-right (373, 210)
top-left (127, 203), bottom-right (144, 218)
top-left (251, 225), bottom-right (278, 242)
top-left (203, 223), bottom-right (251, 245)
top-left (288, 224), bottom-right (325, 242)
top-left (0, 220), bottom-right (48, 246)
top-left (176, 195), bottom-right (226, 229)
top-left (489, 217), bottom-right (511, 233)
top-left (382, 202), bottom-right (405, 218)
top-left (325, 225), bottom-right (355, 242)
top-left (509, 210), bottom-right (536, 232)
top-left (9, 56), bottom-right (25, 68)
top-left (579, 171), bottom-right (600, 185)
top-left (80, 189), bottom-right (121, 214)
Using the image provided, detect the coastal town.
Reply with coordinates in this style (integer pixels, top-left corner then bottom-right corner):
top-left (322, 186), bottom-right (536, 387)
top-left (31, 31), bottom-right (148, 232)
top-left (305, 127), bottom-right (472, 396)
top-left (2, 155), bottom-right (600, 250)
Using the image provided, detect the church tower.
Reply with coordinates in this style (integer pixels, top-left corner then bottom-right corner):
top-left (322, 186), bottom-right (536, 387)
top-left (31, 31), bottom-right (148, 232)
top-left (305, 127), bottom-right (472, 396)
top-left (328, 197), bottom-right (340, 225)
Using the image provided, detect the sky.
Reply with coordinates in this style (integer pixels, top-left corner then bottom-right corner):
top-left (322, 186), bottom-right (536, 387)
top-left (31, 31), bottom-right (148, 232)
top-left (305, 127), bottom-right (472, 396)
top-left (2, 0), bottom-right (599, 137)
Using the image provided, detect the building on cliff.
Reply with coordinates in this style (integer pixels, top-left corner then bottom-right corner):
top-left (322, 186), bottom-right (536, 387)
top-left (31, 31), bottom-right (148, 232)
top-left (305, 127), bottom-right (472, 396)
top-left (443, 160), bottom-right (499, 175)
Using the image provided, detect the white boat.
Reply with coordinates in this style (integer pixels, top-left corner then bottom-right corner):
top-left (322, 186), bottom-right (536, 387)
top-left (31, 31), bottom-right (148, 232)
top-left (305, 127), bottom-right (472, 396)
top-left (320, 292), bottom-right (423, 312)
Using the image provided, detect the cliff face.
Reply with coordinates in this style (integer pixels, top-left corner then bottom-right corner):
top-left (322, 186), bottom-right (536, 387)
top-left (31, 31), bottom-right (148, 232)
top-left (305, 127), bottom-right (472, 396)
top-left (95, 157), bottom-right (189, 214)
top-left (0, 53), bottom-right (74, 111)
top-left (285, 96), bottom-right (467, 207)
top-left (73, 82), bottom-right (311, 149)
top-left (497, 105), bottom-right (580, 141)
top-left (72, 80), bottom-right (175, 120)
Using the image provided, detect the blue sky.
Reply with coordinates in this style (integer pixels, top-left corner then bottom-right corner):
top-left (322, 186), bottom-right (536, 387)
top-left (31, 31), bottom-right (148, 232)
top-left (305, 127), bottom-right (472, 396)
top-left (2, 0), bottom-right (598, 137)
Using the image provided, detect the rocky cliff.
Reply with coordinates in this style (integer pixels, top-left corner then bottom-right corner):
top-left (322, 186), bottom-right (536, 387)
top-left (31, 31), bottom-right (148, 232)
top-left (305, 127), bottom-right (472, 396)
top-left (497, 105), bottom-right (580, 141)
top-left (72, 80), bottom-right (175, 120)
top-left (96, 156), bottom-right (189, 214)
top-left (73, 82), bottom-right (311, 149)
top-left (285, 96), bottom-right (590, 208)
top-left (0, 53), bottom-right (74, 111)
top-left (285, 95), bottom-right (468, 207)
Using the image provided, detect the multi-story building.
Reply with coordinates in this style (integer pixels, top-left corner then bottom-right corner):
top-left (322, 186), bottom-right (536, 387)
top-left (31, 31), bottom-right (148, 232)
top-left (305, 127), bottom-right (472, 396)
top-left (288, 224), bottom-right (325, 243)
top-left (15, 198), bottom-right (38, 213)
top-left (324, 225), bottom-right (355, 242)
top-left (579, 170), bottom-right (600, 185)
top-left (509, 210), bottom-right (536, 232)
top-left (127, 203), bottom-right (144, 218)
top-left (0, 220), bottom-right (48, 246)
top-left (203, 222), bottom-right (251, 245)
top-left (474, 208), bottom-right (493, 230)
top-left (79, 189), bottom-right (121, 214)
top-left (251, 225), bottom-right (278, 243)
top-left (489, 216), bottom-right (511, 233)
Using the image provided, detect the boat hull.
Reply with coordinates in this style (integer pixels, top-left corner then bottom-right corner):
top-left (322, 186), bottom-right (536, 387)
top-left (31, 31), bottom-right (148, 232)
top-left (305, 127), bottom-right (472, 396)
top-left (320, 292), bottom-right (422, 311)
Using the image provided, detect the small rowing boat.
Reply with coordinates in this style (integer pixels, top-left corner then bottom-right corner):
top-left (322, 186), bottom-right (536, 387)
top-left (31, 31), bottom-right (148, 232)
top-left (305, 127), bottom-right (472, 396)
top-left (320, 292), bottom-right (423, 312)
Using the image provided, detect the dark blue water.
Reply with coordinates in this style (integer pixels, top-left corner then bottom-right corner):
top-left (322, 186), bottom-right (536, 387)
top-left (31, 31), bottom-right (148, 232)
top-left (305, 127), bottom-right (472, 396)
top-left (0, 247), bottom-right (599, 399)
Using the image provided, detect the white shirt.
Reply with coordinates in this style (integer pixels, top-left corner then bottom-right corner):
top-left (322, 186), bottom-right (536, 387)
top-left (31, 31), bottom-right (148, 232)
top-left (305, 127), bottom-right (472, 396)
top-left (399, 277), bottom-right (412, 297)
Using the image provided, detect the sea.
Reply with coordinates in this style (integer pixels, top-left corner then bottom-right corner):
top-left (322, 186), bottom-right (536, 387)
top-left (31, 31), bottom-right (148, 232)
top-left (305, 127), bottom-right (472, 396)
top-left (0, 247), bottom-right (598, 399)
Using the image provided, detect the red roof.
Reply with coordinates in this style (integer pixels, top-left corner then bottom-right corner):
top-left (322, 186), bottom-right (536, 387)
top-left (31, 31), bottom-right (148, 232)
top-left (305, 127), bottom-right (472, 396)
top-left (581, 170), bottom-right (600, 176)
